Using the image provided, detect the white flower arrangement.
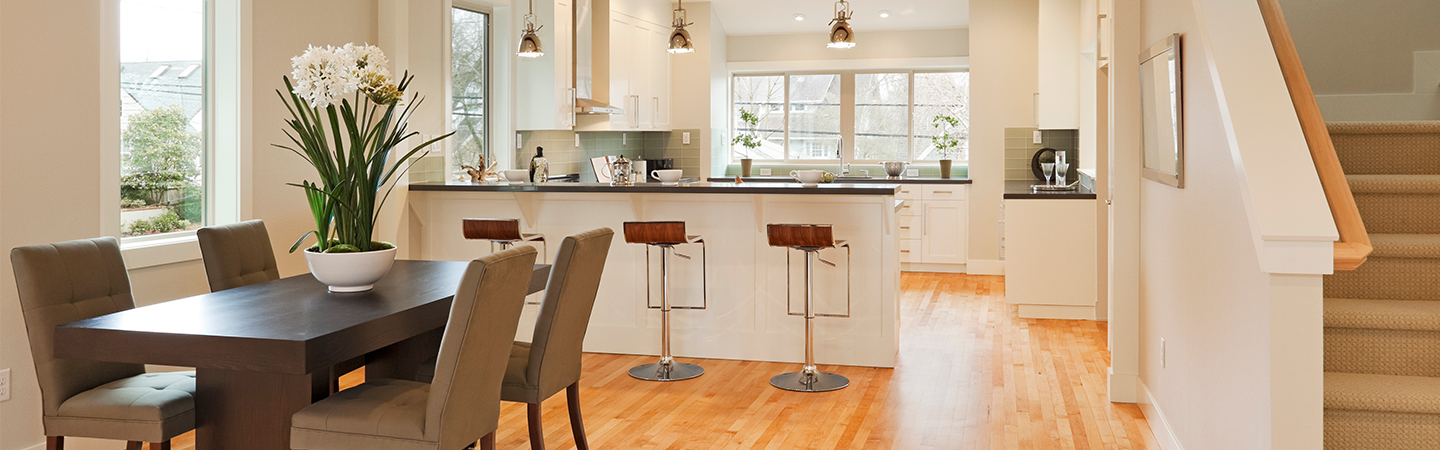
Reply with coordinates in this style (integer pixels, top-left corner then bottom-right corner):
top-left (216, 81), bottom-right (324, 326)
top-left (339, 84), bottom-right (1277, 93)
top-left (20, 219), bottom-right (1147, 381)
top-left (289, 43), bottom-right (400, 108)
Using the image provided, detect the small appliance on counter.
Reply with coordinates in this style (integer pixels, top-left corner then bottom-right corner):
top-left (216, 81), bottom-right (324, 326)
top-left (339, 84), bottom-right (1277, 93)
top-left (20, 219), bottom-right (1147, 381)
top-left (529, 147), bottom-right (550, 183)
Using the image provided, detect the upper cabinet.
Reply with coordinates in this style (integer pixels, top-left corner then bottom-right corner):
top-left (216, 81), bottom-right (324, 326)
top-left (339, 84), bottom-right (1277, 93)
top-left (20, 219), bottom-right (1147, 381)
top-left (516, 0), bottom-right (576, 131)
top-left (584, 12), bottom-right (671, 132)
top-left (1037, 0), bottom-right (1081, 129)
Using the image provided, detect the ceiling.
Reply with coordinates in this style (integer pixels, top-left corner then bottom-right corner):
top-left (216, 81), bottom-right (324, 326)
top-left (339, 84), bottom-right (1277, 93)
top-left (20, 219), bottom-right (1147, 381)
top-left (706, 0), bottom-right (968, 36)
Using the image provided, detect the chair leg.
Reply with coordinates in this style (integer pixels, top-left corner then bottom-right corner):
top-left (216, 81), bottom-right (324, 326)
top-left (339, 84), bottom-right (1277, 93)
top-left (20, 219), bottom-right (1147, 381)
top-left (125, 442), bottom-right (141, 450)
top-left (479, 432), bottom-right (496, 450)
top-left (566, 383), bottom-right (590, 450)
top-left (527, 402), bottom-right (546, 450)
top-left (45, 436), bottom-right (62, 450)
top-left (149, 441), bottom-right (171, 450)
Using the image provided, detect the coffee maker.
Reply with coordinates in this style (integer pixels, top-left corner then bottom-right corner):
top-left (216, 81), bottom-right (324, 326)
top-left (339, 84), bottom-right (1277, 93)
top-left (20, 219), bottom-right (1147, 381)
top-left (642, 158), bottom-right (674, 182)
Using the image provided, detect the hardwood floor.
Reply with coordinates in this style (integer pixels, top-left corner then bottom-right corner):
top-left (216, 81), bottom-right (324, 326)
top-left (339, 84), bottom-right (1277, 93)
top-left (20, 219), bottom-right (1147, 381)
top-left (172, 273), bottom-right (1157, 449)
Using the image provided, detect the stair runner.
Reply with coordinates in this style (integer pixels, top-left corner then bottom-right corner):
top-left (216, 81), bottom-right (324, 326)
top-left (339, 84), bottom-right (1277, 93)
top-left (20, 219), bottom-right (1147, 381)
top-left (1324, 121), bottom-right (1440, 450)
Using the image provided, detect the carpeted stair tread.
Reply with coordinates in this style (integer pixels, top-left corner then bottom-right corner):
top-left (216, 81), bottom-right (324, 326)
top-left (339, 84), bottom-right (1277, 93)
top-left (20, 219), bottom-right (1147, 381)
top-left (1326, 298), bottom-right (1440, 331)
top-left (1326, 372), bottom-right (1440, 415)
top-left (1349, 175), bottom-right (1440, 195)
top-left (1329, 121), bottom-right (1440, 136)
top-left (1369, 234), bottom-right (1440, 259)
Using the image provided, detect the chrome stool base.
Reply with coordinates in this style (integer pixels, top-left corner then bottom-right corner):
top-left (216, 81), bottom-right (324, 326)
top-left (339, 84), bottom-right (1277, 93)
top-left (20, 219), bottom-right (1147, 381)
top-left (628, 361), bottom-right (705, 382)
top-left (769, 371), bottom-right (849, 392)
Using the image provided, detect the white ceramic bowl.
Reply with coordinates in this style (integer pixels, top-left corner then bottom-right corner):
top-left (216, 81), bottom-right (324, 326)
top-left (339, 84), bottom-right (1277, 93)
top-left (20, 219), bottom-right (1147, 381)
top-left (791, 169), bottom-right (825, 186)
top-left (304, 247), bottom-right (398, 293)
top-left (652, 169), bottom-right (684, 184)
top-left (503, 170), bottom-right (530, 184)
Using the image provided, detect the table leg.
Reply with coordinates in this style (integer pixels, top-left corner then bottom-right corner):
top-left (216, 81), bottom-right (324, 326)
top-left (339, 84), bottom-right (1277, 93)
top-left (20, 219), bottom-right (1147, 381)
top-left (365, 327), bottom-right (443, 380)
top-left (195, 368), bottom-right (317, 450)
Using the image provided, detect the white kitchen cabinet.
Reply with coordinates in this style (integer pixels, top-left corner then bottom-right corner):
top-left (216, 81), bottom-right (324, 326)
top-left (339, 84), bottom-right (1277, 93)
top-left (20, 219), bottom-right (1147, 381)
top-left (515, 0), bottom-right (575, 131)
top-left (1003, 199), bottom-right (1098, 319)
top-left (1037, 0), bottom-right (1080, 129)
top-left (581, 13), bottom-right (670, 131)
top-left (899, 184), bottom-right (968, 273)
top-left (607, 14), bottom-right (636, 129)
top-left (647, 23), bottom-right (670, 130)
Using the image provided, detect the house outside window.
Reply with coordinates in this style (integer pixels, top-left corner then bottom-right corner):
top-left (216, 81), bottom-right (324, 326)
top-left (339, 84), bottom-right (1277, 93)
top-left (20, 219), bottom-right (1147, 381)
top-left (119, 0), bottom-right (207, 238)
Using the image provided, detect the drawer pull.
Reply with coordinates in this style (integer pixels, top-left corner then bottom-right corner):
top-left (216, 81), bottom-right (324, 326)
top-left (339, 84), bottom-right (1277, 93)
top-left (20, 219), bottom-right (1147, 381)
top-left (934, 190), bottom-right (953, 194)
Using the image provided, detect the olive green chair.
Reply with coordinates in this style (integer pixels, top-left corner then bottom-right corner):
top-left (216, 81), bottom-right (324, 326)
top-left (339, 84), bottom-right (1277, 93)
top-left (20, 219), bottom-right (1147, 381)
top-left (196, 219), bottom-right (280, 292)
top-left (419, 227), bottom-right (614, 450)
top-left (289, 246), bottom-right (538, 450)
top-left (11, 237), bottom-right (196, 450)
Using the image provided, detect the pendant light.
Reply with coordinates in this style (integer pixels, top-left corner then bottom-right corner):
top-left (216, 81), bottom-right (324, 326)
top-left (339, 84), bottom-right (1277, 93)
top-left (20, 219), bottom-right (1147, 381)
top-left (827, 0), bottom-right (856, 49)
top-left (517, 0), bottom-right (545, 58)
top-left (668, 0), bottom-right (696, 54)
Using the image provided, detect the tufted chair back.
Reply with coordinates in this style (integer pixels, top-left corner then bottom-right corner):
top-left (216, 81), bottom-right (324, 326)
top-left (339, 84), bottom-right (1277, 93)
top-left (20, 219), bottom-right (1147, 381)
top-left (196, 220), bottom-right (280, 292)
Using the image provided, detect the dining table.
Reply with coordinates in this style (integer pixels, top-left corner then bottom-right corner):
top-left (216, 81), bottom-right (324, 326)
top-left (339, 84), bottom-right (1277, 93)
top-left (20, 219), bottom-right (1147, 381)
top-left (53, 260), bottom-right (552, 450)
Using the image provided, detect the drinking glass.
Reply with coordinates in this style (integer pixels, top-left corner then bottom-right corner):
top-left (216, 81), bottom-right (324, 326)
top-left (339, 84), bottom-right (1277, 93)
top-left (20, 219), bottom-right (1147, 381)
top-left (1041, 163), bottom-right (1055, 185)
top-left (1055, 161), bottom-right (1070, 185)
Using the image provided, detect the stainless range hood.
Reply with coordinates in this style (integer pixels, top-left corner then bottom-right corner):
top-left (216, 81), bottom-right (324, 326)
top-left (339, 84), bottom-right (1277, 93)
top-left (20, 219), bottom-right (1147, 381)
top-left (573, 0), bottom-right (623, 115)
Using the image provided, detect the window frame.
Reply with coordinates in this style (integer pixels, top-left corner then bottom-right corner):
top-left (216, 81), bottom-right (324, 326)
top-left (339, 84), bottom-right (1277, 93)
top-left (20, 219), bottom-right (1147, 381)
top-left (446, 2), bottom-right (494, 177)
top-left (114, 0), bottom-right (214, 245)
top-left (728, 69), bottom-right (970, 167)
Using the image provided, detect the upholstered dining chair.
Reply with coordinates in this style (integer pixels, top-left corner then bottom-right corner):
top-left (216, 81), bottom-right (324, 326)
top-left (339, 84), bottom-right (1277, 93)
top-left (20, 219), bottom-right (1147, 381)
top-left (418, 227), bottom-right (614, 450)
top-left (289, 246), bottom-right (539, 450)
top-left (11, 237), bottom-right (196, 450)
top-left (196, 219), bottom-right (280, 292)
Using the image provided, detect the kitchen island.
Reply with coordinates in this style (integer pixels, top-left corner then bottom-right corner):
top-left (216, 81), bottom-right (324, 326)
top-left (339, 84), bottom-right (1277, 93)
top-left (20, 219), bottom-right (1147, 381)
top-left (405, 181), bottom-right (903, 367)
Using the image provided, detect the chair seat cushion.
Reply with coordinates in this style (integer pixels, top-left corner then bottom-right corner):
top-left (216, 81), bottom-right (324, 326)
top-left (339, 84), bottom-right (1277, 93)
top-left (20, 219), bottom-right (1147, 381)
top-left (291, 378), bottom-right (432, 449)
top-left (56, 371), bottom-right (196, 422)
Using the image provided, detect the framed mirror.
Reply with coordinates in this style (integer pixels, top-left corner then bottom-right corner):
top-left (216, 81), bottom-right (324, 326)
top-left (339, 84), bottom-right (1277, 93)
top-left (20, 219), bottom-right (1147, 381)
top-left (1140, 33), bottom-right (1183, 188)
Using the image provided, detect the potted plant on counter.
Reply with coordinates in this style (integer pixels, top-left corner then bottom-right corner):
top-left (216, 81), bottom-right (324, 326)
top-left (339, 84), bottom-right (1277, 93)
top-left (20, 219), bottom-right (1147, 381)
top-left (932, 113), bottom-right (962, 179)
top-left (276, 43), bottom-right (452, 292)
top-left (733, 108), bottom-right (763, 177)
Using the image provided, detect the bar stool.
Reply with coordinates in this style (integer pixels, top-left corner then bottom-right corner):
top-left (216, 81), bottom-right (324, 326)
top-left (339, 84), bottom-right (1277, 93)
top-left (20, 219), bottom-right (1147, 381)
top-left (463, 218), bottom-right (546, 262)
top-left (624, 221), bottom-right (707, 382)
top-left (766, 224), bottom-right (851, 392)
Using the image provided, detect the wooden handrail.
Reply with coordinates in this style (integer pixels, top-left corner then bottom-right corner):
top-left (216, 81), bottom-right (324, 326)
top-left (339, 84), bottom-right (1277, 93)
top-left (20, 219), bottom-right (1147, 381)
top-left (1257, 0), bottom-right (1371, 271)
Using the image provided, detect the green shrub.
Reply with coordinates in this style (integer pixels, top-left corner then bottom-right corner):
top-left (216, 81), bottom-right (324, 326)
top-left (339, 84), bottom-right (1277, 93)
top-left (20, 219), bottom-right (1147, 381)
top-left (128, 210), bottom-right (191, 235)
top-left (121, 198), bottom-right (148, 209)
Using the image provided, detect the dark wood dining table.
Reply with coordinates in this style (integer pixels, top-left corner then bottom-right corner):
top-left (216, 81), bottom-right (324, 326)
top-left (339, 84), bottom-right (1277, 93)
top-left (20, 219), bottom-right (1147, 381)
top-left (53, 260), bottom-right (551, 450)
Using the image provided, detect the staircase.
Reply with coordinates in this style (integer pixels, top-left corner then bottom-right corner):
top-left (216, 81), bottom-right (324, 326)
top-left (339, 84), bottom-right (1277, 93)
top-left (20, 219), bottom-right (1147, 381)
top-left (1323, 121), bottom-right (1440, 449)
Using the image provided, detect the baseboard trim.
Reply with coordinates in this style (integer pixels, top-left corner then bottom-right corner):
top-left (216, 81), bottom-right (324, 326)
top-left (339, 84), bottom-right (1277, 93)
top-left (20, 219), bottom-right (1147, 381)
top-left (1139, 380), bottom-right (1186, 450)
top-left (1108, 369), bottom-right (1138, 403)
top-left (1017, 304), bottom-right (1094, 320)
top-left (966, 259), bottom-right (1005, 275)
top-left (901, 262), bottom-right (967, 274)
top-left (24, 442), bottom-right (45, 450)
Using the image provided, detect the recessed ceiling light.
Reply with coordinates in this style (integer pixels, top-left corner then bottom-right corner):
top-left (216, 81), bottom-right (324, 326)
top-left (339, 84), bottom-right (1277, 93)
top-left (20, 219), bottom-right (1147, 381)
top-left (794, 13), bottom-right (805, 21)
top-left (879, 10), bottom-right (891, 18)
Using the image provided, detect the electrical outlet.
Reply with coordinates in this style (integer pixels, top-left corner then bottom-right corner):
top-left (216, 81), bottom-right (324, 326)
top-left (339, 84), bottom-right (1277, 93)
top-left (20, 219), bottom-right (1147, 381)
top-left (574, 134), bottom-right (581, 147)
top-left (1161, 338), bottom-right (1167, 368)
top-left (0, 368), bottom-right (10, 402)
top-left (683, 132), bottom-right (691, 145)
top-left (760, 168), bottom-right (772, 176)
top-left (907, 169), bottom-right (919, 177)
top-left (1033, 130), bottom-right (1043, 144)
top-left (516, 133), bottom-right (522, 149)
top-left (622, 133), bottom-right (627, 145)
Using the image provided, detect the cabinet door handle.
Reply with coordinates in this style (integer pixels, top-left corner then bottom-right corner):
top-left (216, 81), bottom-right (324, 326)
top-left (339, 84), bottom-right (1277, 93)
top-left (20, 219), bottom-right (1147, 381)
top-left (934, 190), bottom-right (952, 194)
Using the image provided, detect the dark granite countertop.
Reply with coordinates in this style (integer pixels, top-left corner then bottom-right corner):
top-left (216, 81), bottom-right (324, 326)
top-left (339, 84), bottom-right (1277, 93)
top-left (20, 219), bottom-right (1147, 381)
top-left (1003, 180), bottom-right (1098, 199)
top-left (409, 181), bottom-right (901, 196)
top-left (709, 176), bottom-right (972, 185)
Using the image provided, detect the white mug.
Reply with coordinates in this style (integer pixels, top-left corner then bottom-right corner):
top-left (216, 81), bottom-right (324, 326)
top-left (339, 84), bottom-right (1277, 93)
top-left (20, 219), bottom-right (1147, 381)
top-left (651, 169), bottom-right (684, 184)
top-left (503, 169), bottom-right (530, 185)
top-left (790, 170), bottom-right (825, 186)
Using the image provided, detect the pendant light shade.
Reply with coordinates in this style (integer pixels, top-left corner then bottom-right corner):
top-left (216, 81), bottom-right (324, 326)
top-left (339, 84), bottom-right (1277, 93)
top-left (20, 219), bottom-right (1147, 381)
top-left (668, 0), bottom-right (696, 54)
top-left (517, 0), bottom-right (545, 58)
top-left (827, 0), bottom-right (856, 49)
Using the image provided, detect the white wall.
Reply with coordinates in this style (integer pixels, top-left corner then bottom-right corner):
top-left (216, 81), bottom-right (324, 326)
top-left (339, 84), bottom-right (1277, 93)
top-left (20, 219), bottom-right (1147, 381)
top-left (1127, 0), bottom-right (1334, 447)
top-left (0, 0), bottom-right (378, 448)
top-left (968, 0), bottom-right (1037, 274)
top-left (667, 2), bottom-right (727, 177)
top-left (727, 29), bottom-right (968, 63)
top-left (1278, 0), bottom-right (1440, 121)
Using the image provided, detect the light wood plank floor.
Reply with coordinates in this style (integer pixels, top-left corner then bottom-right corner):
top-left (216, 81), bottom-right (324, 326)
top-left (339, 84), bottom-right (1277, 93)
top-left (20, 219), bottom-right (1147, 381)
top-left (173, 273), bottom-right (1157, 449)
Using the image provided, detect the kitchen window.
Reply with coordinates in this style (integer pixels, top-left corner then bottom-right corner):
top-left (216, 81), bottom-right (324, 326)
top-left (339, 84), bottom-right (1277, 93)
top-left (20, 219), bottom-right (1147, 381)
top-left (450, 5), bottom-right (490, 174)
top-left (730, 70), bottom-right (969, 165)
top-left (119, 0), bottom-right (207, 238)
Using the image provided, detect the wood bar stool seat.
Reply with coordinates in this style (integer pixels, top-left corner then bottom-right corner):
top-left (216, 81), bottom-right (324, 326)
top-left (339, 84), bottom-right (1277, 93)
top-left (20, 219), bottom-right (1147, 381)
top-left (623, 221), bottom-right (707, 382)
top-left (766, 224), bottom-right (851, 393)
top-left (464, 218), bottom-right (546, 259)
